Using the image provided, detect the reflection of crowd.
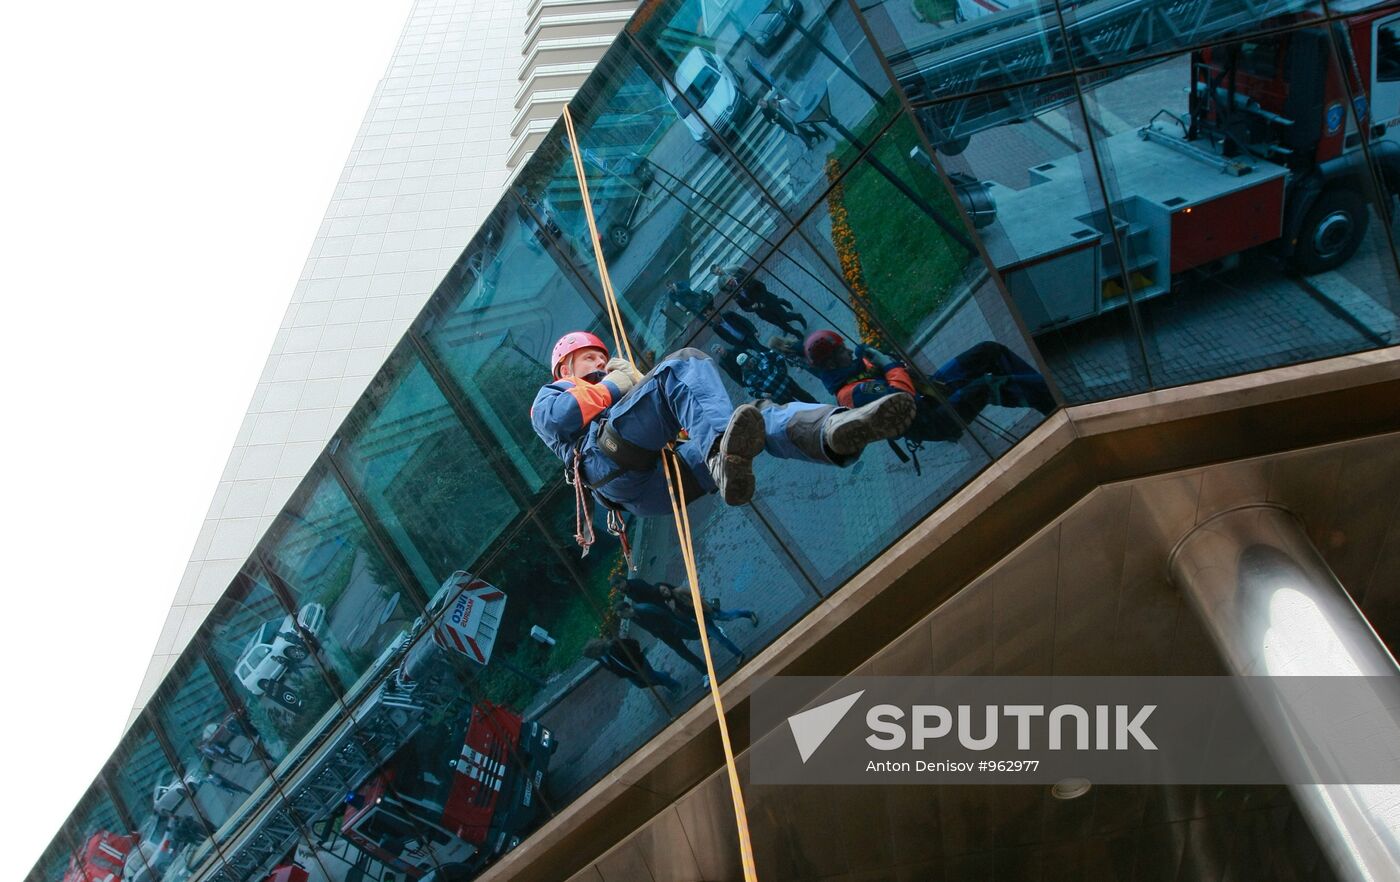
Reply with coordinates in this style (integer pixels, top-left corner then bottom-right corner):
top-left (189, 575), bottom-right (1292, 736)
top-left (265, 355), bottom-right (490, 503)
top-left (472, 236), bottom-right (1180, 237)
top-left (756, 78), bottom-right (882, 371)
top-left (584, 574), bottom-right (759, 694)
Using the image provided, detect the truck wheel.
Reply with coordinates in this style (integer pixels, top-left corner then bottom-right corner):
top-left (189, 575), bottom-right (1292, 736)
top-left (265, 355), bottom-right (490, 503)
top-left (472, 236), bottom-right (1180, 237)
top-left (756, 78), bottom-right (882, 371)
top-left (1295, 188), bottom-right (1368, 274)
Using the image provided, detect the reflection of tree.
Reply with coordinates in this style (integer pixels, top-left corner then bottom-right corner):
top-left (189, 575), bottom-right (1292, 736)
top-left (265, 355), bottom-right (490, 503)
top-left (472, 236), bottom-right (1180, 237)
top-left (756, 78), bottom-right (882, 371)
top-left (379, 431), bottom-right (519, 586)
top-left (471, 345), bottom-right (560, 480)
top-left (472, 525), bottom-right (620, 710)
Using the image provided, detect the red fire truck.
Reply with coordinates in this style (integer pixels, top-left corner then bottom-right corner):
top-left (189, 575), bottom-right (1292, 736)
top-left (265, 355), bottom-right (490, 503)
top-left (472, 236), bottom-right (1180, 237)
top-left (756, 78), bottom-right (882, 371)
top-left (61, 832), bottom-right (139, 882)
top-left (340, 701), bottom-right (553, 877)
top-left (896, 0), bottom-right (1400, 331)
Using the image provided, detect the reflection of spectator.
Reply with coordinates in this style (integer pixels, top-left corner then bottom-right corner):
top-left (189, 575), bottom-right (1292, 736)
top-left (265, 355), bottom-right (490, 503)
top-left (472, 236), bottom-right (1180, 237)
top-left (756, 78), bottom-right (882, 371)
top-left (728, 274), bottom-right (806, 340)
top-left (657, 582), bottom-right (760, 629)
top-left (583, 637), bottom-right (681, 692)
top-left (667, 280), bottom-right (712, 319)
top-left (736, 350), bottom-right (816, 404)
top-left (618, 599), bottom-right (746, 665)
top-left (708, 309), bottom-right (763, 351)
top-left (759, 92), bottom-right (822, 147)
top-left (709, 343), bottom-right (747, 385)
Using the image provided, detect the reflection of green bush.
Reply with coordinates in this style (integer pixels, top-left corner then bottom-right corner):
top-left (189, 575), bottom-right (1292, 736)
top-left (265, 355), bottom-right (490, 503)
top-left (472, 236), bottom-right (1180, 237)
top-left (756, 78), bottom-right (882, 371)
top-left (834, 115), bottom-right (972, 343)
top-left (913, 0), bottom-right (955, 22)
top-left (469, 515), bottom-right (619, 710)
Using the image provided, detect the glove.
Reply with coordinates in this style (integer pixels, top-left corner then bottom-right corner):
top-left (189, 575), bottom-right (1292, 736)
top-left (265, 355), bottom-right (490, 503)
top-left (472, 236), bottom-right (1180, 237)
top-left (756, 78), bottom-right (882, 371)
top-left (603, 357), bottom-right (644, 396)
top-left (858, 345), bottom-right (899, 373)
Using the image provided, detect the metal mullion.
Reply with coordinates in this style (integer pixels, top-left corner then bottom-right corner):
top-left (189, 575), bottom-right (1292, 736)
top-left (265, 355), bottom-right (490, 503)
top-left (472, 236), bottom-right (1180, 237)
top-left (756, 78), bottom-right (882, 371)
top-left (1047, 0), bottom-right (1159, 391)
top-left (405, 329), bottom-right (549, 512)
top-left (321, 448), bottom-right (432, 612)
top-left (844, 0), bottom-right (1069, 407)
top-left (144, 706), bottom-right (232, 867)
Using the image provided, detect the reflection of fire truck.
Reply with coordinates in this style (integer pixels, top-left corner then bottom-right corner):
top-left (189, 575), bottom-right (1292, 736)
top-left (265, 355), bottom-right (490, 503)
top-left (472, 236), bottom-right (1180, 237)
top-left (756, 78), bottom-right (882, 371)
top-left (197, 572), bottom-right (556, 882)
top-left (894, 0), bottom-right (1400, 331)
top-left (62, 832), bottom-right (138, 882)
top-left (341, 701), bottom-right (553, 877)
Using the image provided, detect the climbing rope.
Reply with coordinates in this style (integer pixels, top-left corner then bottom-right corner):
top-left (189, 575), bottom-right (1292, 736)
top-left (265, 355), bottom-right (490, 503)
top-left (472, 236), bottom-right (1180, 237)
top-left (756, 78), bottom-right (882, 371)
top-left (562, 104), bottom-right (760, 882)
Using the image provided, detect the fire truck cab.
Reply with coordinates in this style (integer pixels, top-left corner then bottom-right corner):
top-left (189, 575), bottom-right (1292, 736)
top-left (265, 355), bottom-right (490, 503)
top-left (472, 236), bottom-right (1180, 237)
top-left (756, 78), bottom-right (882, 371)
top-left (341, 701), bottom-right (554, 877)
top-left (62, 832), bottom-right (139, 882)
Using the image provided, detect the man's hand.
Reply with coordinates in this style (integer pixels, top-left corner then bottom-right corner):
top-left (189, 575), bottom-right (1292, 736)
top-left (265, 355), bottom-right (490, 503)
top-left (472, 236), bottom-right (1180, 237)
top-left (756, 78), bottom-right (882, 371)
top-left (856, 344), bottom-right (900, 373)
top-left (604, 357), bottom-right (644, 396)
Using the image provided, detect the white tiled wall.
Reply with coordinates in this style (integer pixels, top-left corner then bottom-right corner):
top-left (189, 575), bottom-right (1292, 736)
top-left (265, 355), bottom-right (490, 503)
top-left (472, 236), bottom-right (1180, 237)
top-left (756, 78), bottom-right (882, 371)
top-left (125, 0), bottom-right (533, 729)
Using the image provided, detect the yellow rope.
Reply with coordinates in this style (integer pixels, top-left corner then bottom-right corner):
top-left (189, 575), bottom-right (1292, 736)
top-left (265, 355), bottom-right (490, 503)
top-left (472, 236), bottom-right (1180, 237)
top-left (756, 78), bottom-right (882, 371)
top-left (562, 103), bottom-right (759, 882)
top-left (561, 105), bottom-right (635, 366)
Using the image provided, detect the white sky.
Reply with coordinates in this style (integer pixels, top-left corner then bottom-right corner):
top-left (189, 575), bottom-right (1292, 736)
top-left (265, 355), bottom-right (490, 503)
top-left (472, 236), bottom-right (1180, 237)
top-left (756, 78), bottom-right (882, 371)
top-left (0, 1), bottom-right (415, 875)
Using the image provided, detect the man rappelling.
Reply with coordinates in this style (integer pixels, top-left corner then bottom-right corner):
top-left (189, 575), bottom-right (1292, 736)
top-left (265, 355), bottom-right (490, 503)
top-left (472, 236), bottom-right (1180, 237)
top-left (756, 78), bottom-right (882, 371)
top-left (530, 332), bottom-right (916, 522)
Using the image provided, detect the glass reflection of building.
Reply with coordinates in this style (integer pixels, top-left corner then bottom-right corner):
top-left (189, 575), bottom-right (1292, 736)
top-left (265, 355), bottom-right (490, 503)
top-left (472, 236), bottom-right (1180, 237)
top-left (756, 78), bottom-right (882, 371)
top-left (33, 0), bottom-right (1400, 880)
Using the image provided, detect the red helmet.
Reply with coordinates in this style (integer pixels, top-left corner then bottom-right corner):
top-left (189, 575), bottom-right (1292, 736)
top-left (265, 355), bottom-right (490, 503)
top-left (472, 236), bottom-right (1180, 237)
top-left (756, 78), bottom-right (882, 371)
top-left (550, 331), bottom-right (609, 378)
top-left (803, 329), bottom-right (847, 368)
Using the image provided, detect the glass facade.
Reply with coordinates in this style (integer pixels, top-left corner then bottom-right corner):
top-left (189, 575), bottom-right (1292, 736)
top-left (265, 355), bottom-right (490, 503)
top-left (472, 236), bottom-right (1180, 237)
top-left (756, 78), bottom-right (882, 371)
top-left (35, 0), bottom-right (1400, 879)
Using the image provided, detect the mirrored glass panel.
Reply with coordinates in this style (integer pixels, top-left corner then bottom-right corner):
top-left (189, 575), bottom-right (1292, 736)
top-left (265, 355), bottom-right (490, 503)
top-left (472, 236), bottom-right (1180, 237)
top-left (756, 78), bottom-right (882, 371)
top-left (518, 41), bottom-right (787, 360)
top-left (108, 721), bottom-right (232, 882)
top-left (907, 78), bottom-right (1156, 401)
top-left (333, 342), bottom-right (522, 591)
top-left (416, 200), bottom-right (614, 492)
top-left (281, 553), bottom-right (557, 880)
top-left (198, 570), bottom-right (339, 768)
top-left (626, 0), bottom-right (902, 220)
top-left (858, 0), bottom-right (1071, 110)
top-left (698, 227), bottom-right (1005, 587)
top-left (149, 652), bottom-right (283, 859)
top-left (259, 467), bottom-right (422, 692)
top-left (1082, 30), bottom-right (1400, 387)
top-left (521, 485), bottom-right (819, 804)
top-left (29, 836), bottom-right (77, 882)
top-left (61, 788), bottom-right (147, 882)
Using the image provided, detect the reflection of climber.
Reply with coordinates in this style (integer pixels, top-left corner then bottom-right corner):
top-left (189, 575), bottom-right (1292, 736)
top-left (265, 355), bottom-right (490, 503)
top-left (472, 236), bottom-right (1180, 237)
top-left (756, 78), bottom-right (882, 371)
top-left (804, 331), bottom-right (1055, 442)
top-left (737, 349), bottom-right (816, 405)
top-left (759, 92), bottom-right (822, 148)
top-left (711, 264), bottom-right (808, 337)
top-left (531, 332), bottom-right (916, 516)
top-left (583, 637), bottom-right (681, 692)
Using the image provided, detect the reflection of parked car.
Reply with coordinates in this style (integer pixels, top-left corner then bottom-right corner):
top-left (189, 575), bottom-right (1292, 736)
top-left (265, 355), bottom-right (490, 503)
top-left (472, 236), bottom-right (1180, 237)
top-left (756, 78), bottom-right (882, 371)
top-left (233, 603), bottom-right (326, 696)
top-left (664, 47), bottom-right (752, 152)
top-left (529, 151), bottom-right (654, 260)
top-left (153, 772), bottom-right (203, 816)
top-left (198, 711), bottom-right (257, 764)
top-left (735, 0), bottom-right (803, 56)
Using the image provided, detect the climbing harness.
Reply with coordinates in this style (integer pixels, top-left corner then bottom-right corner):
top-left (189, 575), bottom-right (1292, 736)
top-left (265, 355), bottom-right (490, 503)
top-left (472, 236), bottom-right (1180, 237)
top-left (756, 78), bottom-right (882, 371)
top-left (562, 104), bottom-right (760, 882)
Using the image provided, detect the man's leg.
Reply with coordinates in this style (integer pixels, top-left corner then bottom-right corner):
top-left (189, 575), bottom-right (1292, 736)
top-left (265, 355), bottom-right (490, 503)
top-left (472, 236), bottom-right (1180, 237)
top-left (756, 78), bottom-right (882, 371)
top-left (661, 634), bottom-right (709, 674)
top-left (757, 393), bottom-right (916, 466)
top-left (609, 348), bottom-right (767, 505)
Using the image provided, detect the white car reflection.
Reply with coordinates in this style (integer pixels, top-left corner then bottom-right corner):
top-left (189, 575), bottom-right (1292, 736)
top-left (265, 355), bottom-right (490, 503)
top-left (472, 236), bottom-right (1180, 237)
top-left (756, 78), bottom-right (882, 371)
top-left (232, 602), bottom-right (326, 696)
